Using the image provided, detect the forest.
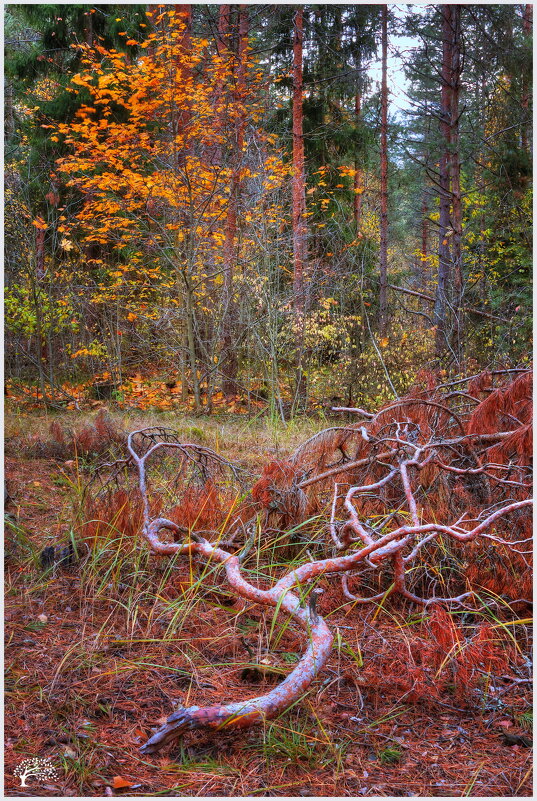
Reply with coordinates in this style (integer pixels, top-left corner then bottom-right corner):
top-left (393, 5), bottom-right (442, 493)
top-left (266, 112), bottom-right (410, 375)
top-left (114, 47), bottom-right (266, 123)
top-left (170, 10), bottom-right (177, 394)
top-left (4, 4), bottom-right (533, 798)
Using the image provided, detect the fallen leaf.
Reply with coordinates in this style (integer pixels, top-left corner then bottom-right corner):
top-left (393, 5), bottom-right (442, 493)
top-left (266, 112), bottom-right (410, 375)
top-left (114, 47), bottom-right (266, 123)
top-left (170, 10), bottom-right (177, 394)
top-left (38, 613), bottom-right (48, 623)
top-left (113, 776), bottom-right (134, 789)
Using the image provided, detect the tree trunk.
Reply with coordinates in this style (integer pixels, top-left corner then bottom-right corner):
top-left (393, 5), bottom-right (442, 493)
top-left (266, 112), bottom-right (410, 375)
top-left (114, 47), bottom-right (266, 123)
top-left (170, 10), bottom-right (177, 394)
top-left (183, 274), bottom-right (202, 412)
top-left (292, 6), bottom-right (307, 406)
top-left (353, 90), bottom-right (363, 232)
top-left (434, 5), bottom-right (453, 359)
top-left (83, 8), bottom-right (93, 45)
top-left (449, 4), bottom-right (463, 359)
top-left (421, 194), bottom-right (428, 262)
top-left (222, 5), bottom-right (248, 397)
top-left (378, 4), bottom-right (389, 336)
top-left (5, 81), bottom-right (15, 140)
top-left (217, 4), bottom-right (231, 52)
top-left (521, 4), bottom-right (532, 153)
top-left (209, 4), bottom-right (231, 167)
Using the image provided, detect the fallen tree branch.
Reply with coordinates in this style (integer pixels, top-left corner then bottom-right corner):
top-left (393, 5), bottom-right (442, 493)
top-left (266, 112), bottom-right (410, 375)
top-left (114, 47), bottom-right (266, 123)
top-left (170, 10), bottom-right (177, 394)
top-left (138, 521), bottom-right (333, 754)
top-left (331, 406), bottom-right (374, 418)
top-left (103, 372), bottom-right (532, 753)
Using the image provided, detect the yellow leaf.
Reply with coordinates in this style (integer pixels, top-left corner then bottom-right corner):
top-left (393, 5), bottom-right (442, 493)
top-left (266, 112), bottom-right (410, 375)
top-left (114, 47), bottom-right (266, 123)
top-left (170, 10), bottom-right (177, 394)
top-left (379, 337), bottom-right (389, 348)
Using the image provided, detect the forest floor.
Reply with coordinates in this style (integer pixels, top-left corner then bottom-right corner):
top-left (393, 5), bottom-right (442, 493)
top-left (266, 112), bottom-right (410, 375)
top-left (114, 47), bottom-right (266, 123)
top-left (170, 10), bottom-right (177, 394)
top-left (4, 404), bottom-right (533, 798)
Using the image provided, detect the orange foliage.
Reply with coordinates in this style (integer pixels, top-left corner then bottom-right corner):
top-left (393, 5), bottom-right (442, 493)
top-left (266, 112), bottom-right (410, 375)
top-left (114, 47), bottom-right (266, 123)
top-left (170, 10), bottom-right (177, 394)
top-left (169, 482), bottom-right (227, 534)
top-left (252, 460), bottom-right (308, 526)
top-left (82, 488), bottom-right (157, 549)
top-left (53, 9), bottom-right (288, 339)
top-left (428, 604), bottom-right (462, 653)
top-left (468, 371), bottom-right (532, 436)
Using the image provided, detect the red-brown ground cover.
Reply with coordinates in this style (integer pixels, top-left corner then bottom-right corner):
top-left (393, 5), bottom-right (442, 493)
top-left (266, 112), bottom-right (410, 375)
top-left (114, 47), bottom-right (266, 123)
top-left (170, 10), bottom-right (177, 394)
top-left (4, 374), bottom-right (532, 796)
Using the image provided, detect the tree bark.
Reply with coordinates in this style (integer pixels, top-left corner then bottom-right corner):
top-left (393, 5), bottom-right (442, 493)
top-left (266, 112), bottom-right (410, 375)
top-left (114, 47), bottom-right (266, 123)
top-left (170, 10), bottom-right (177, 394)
top-left (434, 5), bottom-right (463, 360)
top-left (174, 5), bottom-right (192, 167)
top-left (450, 5), bottom-right (463, 359)
top-left (421, 194), bottom-right (428, 262)
top-left (434, 5), bottom-right (453, 359)
top-left (217, 3), bottom-right (231, 53)
top-left (378, 5), bottom-right (389, 336)
top-left (521, 4), bottom-right (532, 153)
top-left (353, 90), bottom-right (363, 232)
top-left (292, 6), bottom-right (307, 405)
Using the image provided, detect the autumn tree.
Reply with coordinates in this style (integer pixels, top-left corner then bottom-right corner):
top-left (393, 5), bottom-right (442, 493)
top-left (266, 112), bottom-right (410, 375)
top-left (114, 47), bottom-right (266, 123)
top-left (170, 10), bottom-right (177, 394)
top-left (53, 7), bottom-right (286, 409)
top-left (4, 5), bottom-right (146, 395)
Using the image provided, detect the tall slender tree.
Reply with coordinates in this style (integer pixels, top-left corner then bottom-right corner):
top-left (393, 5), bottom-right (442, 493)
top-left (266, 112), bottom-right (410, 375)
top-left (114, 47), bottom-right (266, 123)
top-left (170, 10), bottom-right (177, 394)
top-left (378, 5), bottom-right (389, 335)
top-left (521, 3), bottom-right (532, 153)
top-left (353, 90), bottom-right (364, 232)
top-left (292, 6), bottom-right (307, 402)
top-left (433, 4), bottom-right (463, 360)
top-left (434, 5), bottom-right (454, 358)
top-left (449, 5), bottom-right (463, 357)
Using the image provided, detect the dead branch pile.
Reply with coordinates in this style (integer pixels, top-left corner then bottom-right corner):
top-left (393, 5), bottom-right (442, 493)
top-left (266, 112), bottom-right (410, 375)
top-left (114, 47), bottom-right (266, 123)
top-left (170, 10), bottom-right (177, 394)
top-left (253, 369), bottom-right (532, 598)
top-left (84, 369), bottom-right (532, 755)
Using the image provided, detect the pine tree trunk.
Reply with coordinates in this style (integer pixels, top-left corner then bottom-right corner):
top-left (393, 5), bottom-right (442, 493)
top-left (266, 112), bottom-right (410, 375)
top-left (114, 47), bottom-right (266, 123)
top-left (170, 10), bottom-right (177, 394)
top-left (292, 6), bottom-right (307, 406)
top-left (378, 4), bottom-right (389, 336)
top-left (183, 275), bottom-right (202, 412)
top-left (353, 90), bottom-right (363, 232)
top-left (521, 4), bottom-right (532, 153)
top-left (217, 4), bottom-right (231, 51)
top-left (4, 81), bottom-right (15, 140)
top-left (421, 195), bottom-right (428, 261)
top-left (434, 5), bottom-right (453, 359)
top-left (84, 9), bottom-right (93, 45)
top-left (450, 5), bottom-right (463, 359)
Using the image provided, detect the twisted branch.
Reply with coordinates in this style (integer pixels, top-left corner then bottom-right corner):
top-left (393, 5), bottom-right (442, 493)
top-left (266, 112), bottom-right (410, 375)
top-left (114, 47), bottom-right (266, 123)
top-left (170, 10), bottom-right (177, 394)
top-left (109, 403), bottom-right (531, 753)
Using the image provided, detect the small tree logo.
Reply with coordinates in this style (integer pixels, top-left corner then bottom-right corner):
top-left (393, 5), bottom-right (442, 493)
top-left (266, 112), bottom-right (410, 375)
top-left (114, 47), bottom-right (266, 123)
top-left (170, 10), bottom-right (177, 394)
top-left (14, 757), bottom-right (60, 787)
